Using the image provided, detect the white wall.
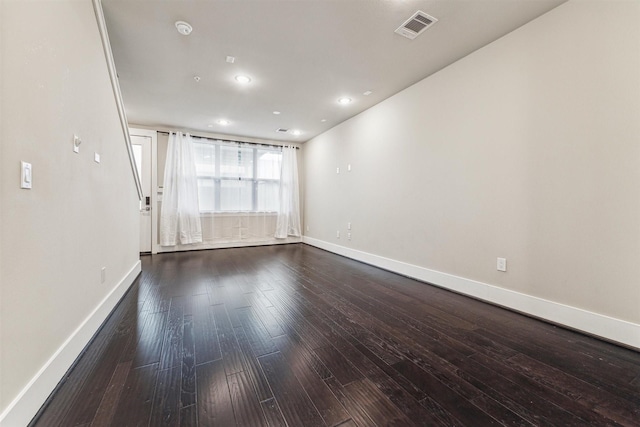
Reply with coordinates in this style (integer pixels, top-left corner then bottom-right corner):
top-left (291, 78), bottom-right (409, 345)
top-left (304, 0), bottom-right (640, 346)
top-left (0, 1), bottom-right (141, 424)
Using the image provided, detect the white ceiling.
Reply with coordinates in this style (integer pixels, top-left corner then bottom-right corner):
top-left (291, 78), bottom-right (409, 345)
top-left (102, 0), bottom-right (566, 143)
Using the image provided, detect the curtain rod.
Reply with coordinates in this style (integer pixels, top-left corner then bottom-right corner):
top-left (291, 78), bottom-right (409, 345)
top-left (156, 131), bottom-right (299, 150)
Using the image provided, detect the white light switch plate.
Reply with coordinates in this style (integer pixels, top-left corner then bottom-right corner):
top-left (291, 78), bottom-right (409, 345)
top-left (94, 152), bottom-right (101, 163)
top-left (73, 135), bottom-right (81, 153)
top-left (21, 161), bottom-right (32, 189)
top-left (497, 257), bottom-right (507, 272)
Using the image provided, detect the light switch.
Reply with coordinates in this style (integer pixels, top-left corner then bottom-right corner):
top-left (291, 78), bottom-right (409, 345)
top-left (21, 161), bottom-right (32, 189)
top-left (73, 135), bottom-right (81, 153)
top-left (94, 152), bottom-right (101, 163)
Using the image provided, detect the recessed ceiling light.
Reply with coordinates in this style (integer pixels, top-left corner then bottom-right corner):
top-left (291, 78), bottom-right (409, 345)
top-left (226, 56), bottom-right (235, 63)
top-left (291, 130), bottom-right (302, 136)
top-left (273, 111), bottom-right (281, 115)
top-left (338, 97), bottom-right (352, 105)
top-left (235, 75), bottom-right (251, 84)
top-left (216, 119), bottom-right (230, 126)
top-left (363, 90), bottom-right (373, 96)
top-left (321, 119), bottom-right (327, 122)
top-left (175, 21), bottom-right (193, 36)
top-left (193, 75), bottom-right (201, 82)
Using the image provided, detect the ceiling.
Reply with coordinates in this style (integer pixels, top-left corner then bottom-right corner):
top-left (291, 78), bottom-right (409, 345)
top-left (102, 0), bottom-right (566, 143)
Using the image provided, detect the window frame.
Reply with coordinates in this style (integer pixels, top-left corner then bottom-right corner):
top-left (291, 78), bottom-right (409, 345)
top-left (194, 140), bottom-right (281, 213)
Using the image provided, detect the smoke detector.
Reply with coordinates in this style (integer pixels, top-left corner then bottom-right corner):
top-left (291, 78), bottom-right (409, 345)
top-left (395, 11), bottom-right (437, 40)
top-left (175, 21), bottom-right (193, 36)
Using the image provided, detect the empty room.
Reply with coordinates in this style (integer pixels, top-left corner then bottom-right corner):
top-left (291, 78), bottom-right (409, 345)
top-left (1, 0), bottom-right (639, 426)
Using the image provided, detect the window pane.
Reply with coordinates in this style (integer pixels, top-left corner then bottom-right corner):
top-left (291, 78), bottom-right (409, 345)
top-left (220, 145), bottom-right (253, 178)
top-left (220, 179), bottom-right (252, 211)
top-left (193, 141), bottom-right (216, 177)
top-left (257, 181), bottom-right (279, 212)
top-left (257, 149), bottom-right (282, 179)
top-left (193, 141), bottom-right (281, 213)
top-left (197, 178), bottom-right (215, 211)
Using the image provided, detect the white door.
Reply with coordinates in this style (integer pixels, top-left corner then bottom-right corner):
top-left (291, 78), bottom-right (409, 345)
top-left (131, 135), bottom-right (152, 253)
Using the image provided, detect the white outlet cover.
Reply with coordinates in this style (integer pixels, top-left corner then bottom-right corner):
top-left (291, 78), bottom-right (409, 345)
top-left (94, 152), bottom-right (101, 163)
top-left (337, 230), bottom-right (340, 238)
top-left (497, 257), bottom-right (507, 272)
top-left (336, 167), bottom-right (340, 174)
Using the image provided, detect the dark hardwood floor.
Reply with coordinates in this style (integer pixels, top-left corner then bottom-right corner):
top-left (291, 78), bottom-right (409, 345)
top-left (31, 244), bottom-right (640, 426)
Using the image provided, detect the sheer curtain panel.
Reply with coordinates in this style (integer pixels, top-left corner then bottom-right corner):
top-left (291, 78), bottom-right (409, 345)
top-left (160, 132), bottom-right (203, 245)
top-left (275, 145), bottom-right (301, 238)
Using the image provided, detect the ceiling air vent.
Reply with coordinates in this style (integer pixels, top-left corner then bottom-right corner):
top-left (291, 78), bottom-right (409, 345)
top-left (276, 128), bottom-right (289, 133)
top-left (394, 10), bottom-right (437, 40)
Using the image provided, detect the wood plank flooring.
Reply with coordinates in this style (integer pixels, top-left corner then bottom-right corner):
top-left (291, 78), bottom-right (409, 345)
top-left (30, 244), bottom-right (640, 426)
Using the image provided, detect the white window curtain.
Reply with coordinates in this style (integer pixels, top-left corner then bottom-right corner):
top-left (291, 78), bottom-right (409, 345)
top-left (160, 132), bottom-right (203, 245)
top-left (275, 145), bottom-right (301, 239)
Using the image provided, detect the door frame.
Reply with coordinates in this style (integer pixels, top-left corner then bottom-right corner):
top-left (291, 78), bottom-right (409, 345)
top-left (129, 127), bottom-right (158, 254)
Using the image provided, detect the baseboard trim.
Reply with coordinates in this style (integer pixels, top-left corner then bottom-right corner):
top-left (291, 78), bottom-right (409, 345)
top-left (0, 260), bottom-right (142, 427)
top-left (157, 237), bottom-right (302, 254)
top-left (302, 237), bottom-right (640, 350)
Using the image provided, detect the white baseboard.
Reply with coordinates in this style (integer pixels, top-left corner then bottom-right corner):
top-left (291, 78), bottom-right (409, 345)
top-left (0, 260), bottom-right (142, 427)
top-left (156, 237), bottom-right (302, 254)
top-left (302, 237), bottom-right (640, 350)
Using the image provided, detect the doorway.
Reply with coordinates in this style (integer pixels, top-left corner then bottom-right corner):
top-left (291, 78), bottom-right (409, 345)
top-left (131, 133), bottom-right (153, 253)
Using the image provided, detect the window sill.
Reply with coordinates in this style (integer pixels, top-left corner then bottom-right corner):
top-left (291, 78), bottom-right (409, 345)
top-left (198, 211), bottom-right (279, 217)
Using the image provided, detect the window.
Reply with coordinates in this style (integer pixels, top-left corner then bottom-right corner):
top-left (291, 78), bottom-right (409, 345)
top-left (193, 139), bottom-right (282, 212)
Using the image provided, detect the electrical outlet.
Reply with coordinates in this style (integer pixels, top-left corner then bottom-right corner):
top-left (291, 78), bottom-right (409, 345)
top-left (336, 230), bottom-right (340, 239)
top-left (347, 232), bottom-right (351, 240)
top-left (347, 222), bottom-right (351, 230)
top-left (497, 258), bottom-right (507, 272)
top-left (348, 164), bottom-right (351, 172)
top-left (336, 167), bottom-right (340, 174)
top-left (101, 267), bottom-right (106, 283)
